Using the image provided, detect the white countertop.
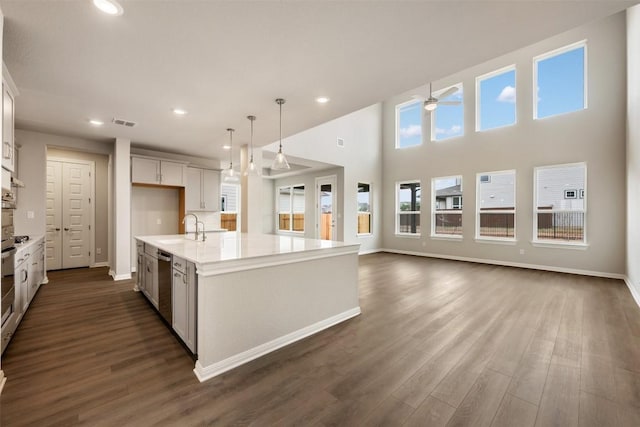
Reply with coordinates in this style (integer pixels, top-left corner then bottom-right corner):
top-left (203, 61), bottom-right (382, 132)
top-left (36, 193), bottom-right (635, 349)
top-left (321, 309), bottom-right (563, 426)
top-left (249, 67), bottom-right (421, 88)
top-left (136, 232), bottom-right (360, 267)
top-left (14, 235), bottom-right (44, 254)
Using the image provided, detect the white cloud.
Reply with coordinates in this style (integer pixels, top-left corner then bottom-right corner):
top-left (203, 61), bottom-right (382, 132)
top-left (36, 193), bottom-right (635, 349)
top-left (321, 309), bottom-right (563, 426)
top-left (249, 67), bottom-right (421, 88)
top-left (399, 124), bottom-right (421, 138)
top-left (436, 125), bottom-right (462, 136)
top-left (497, 85), bottom-right (516, 103)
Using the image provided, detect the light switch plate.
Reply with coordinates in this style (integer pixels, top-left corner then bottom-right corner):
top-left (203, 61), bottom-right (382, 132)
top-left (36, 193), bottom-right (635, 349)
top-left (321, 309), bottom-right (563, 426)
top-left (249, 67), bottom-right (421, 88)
top-left (27, 211), bottom-right (34, 219)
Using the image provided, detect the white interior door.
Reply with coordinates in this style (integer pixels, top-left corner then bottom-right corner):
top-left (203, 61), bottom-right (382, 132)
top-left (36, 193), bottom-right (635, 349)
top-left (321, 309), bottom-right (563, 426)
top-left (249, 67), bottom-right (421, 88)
top-left (45, 161), bottom-right (62, 270)
top-left (46, 159), bottom-right (93, 270)
top-left (316, 175), bottom-right (337, 241)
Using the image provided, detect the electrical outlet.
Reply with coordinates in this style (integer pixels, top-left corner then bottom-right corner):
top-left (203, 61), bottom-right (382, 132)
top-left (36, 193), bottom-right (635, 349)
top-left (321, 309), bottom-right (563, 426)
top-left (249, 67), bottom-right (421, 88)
top-left (27, 211), bottom-right (34, 219)
top-left (156, 218), bottom-right (162, 225)
top-left (96, 248), bottom-right (102, 255)
top-left (519, 249), bottom-right (525, 255)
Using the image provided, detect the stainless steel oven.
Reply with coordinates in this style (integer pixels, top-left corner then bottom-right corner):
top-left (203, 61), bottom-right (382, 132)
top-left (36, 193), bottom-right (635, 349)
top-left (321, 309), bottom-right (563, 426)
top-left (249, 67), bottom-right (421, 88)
top-left (1, 247), bottom-right (16, 326)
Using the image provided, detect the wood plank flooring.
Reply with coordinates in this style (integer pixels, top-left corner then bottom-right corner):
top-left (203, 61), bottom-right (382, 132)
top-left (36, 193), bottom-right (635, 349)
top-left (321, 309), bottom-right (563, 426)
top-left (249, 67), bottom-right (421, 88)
top-left (2, 253), bottom-right (640, 426)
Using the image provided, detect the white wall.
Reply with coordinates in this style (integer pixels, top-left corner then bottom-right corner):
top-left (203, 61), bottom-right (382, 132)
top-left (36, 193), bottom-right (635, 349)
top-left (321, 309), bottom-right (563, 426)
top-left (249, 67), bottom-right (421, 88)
top-left (264, 104), bottom-right (383, 253)
top-left (382, 12), bottom-right (627, 276)
top-left (14, 129), bottom-right (113, 265)
top-left (627, 5), bottom-right (640, 300)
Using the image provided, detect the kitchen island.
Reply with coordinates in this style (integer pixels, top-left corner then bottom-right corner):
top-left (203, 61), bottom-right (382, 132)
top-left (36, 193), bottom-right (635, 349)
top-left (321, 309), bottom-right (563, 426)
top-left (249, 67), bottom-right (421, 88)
top-left (135, 232), bottom-right (360, 382)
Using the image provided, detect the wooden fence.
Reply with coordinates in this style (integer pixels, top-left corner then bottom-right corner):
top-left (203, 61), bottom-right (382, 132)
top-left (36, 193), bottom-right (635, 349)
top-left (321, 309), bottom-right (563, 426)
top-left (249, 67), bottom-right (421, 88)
top-left (220, 213), bottom-right (237, 231)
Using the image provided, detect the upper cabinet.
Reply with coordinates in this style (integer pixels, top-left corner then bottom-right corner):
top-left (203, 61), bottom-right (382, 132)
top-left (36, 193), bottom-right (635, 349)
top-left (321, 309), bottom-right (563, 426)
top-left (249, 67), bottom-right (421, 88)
top-left (131, 156), bottom-right (186, 186)
top-left (2, 66), bottom-right (17, 173)
top-left (186, 167), bottom-right (220, 211)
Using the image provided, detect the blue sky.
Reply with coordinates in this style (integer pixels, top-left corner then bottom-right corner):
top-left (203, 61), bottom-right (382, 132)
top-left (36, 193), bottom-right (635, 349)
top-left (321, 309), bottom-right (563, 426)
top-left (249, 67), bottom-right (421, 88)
top-left (537, 45), bottom-right (585, 118)
top-left (479, 69), bottom-right (516, 131)
top-left (433, 86), bottom-right (464, 141)
top-left (397, 101), bottom-right (422, 148)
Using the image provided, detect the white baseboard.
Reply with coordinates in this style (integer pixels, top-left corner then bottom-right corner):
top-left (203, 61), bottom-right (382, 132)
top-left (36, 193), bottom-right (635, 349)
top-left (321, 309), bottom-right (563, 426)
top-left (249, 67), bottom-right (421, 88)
top-left (109, 270), bottom-right (132, 281)
top-left (625, 276), bottom-right (640, 309)
top-left (359, 248), bottom-right (383, 255)
top-left (193, 306), bottom-right (361, 382)
top-left (92, 262), bottom-right (110, 268)
top-left (381, 248), bottom-right (626, 280)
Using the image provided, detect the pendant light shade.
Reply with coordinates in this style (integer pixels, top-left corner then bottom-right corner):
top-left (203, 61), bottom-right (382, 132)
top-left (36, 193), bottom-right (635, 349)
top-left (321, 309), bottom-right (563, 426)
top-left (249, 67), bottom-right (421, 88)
top-left (244, 115), bottom-right (260, 176)
top-left (271, 98), bottom-right (290, 170)
top-left (222, 128), bottom-right (240, 183)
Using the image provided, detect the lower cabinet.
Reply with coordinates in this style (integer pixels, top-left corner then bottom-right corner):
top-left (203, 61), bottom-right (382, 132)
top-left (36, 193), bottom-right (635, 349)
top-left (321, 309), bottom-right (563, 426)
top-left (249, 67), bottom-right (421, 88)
top-left (136, 241), bottom-right (145, 293)
top-left (144, 253), bottom-right (158, 308)
top-left (172, 258), bottom-right (196, 353)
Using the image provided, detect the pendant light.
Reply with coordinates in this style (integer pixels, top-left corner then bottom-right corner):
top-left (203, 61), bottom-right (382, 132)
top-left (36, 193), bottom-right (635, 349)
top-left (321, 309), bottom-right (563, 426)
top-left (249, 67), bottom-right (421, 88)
top-left (222, 128), bottom-right (239, 183)
top-left (244, 115), bottom-right (260, 176)
top-left (271, 98), bottom-right (290, 170)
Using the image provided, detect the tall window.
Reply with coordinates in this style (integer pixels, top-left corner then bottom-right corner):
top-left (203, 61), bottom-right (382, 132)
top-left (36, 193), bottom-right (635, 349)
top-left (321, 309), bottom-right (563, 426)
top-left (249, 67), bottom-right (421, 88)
top-left (221, 184), bottom-right (239, 231)
top-left (476, 170), bottom-right (516, 240)
top-left (396, 100), bottom-right (422, 149)
top-left (476, 66), bottom-right (516, 131)
top-left (534, 163), bottom-right (586, 243)
top-left (396, 181), bottom-right (421, 235)
top-left (432, 83), bottom-right (464, 141)
top-left (357, 183), bottom-right (372, 235)
top-left (534, 41), bottom-right (586, 119)
top-left (432, 176), bottom-right (463, 237)
top-left (278, 185), bottom-right (305, 232)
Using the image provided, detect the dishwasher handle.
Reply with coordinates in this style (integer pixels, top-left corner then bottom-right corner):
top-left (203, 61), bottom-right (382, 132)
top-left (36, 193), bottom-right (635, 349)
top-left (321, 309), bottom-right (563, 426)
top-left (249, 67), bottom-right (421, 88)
top-left (157, 251), bottom-right (172, 262)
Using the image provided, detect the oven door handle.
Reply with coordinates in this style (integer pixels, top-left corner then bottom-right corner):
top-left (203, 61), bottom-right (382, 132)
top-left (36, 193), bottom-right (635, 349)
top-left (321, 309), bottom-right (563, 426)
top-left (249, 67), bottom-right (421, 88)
top-left (1, 247), bottom-right (17, 258)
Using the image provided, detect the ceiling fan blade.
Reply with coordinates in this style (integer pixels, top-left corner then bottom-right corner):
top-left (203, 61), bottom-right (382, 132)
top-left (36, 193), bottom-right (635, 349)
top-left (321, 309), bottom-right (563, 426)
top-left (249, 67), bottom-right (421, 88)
top-left (437, 86), bottom-right (459, 100)
top-left (438, 101), bottom-right (461, 106)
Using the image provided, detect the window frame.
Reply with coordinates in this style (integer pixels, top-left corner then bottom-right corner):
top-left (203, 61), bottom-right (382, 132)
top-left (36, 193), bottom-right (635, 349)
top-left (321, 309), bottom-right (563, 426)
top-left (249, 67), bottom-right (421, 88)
top-left (430, 83), bottom-right (464, 142)
top-left (532, 162), bottom-right (587, 247)
top-left (395, 99), bottom-right (423, 149)
top-left (277, 184), bottom-right (306, 234)
top-left (475, 65), bottom-right (517, 132)
top-left (475, 170), bottom-right (516, 243)
top-left (431, 175), bottom-right (463, 239)
top-left (533, 40), bottom-right (588, 120)
top-left (395, 180), bottom-right (421, 237)
top-left (357, 182), bottom-right (372, 237)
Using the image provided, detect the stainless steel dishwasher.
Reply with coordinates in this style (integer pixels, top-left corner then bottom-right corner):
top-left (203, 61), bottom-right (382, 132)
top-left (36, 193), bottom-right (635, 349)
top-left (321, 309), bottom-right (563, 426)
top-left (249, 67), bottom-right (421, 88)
top-left (157, 250), bottom-right (173, 324)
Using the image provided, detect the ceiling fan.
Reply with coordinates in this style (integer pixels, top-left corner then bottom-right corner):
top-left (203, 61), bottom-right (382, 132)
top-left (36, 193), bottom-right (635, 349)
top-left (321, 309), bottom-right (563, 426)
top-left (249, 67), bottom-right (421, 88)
top-left (413, 83), bottom-right (461, 112)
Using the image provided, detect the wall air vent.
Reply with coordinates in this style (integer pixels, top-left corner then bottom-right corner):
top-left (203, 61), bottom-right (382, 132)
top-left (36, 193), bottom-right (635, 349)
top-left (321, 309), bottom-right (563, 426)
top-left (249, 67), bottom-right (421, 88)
top-left (112, 118), bottom-right (137, 127)
top-left (337, 137), bottom-right (344, 148)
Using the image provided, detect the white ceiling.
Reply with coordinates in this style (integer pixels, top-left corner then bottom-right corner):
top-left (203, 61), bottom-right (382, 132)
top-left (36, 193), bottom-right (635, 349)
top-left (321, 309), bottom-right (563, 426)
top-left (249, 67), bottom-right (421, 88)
top-left (1, 0), bottom-right (636, 164)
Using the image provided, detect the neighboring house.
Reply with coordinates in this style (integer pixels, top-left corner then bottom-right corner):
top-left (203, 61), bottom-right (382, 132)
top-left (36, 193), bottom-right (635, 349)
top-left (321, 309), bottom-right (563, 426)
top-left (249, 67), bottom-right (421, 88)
top-left (435, 184), bottom-right (463, 210)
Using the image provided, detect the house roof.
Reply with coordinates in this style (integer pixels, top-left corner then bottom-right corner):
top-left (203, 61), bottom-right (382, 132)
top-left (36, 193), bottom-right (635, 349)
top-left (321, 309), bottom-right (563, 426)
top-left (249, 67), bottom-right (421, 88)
top-left (436, 185), bottom-right (462, 198)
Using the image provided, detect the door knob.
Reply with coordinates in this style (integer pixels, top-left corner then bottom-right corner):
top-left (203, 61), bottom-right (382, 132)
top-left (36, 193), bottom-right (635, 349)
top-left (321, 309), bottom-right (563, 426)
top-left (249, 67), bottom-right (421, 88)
top-left (55, 228), bottom-right (61, 231)
top-left (64, 227), bottom-right (69, 231)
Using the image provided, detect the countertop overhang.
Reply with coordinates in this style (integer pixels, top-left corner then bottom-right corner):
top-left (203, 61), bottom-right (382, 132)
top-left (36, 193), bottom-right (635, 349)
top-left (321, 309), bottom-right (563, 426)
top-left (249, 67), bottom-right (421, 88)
top-left (135, 232), bottom-right (360, 277)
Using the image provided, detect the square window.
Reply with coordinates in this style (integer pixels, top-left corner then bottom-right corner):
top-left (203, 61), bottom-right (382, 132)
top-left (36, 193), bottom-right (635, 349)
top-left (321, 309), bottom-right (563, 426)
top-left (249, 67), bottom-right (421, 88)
top-left (535, 42), bottom-right (586, 119)
top-left (432, 84), bottom-right (464, 141)
top-left (476, 66), bottom-right (516, 131)
top-left (396, 100), bottom-right (422, 149)
top-left (476, 170), bottom-right (516, 240)
top-left (535, 163), bottom-right (586, 243)
top-left (480, 175), bottom-right (491, 183)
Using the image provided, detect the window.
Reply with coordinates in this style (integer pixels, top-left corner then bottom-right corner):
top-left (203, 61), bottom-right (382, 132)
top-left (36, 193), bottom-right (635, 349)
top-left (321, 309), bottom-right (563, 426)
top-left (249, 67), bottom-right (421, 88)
top-left (396, 100), bottom-right (422, 149)
top-left (476, 170), bottom-right (516, 240)
top-left (534, 41), bottom-right (586, 119)
top-left (278, 185), bottom-right (305, 232)
top-left (221, 184), bottom-right (239, 231)
top-left (357, 183), bottom-right (372, 235)
top-left (534, 163), bottom-right (586, 243)
top-left (432, 83), bottom-right (464, 141)
top-left (432, 176), bottom-right (463, 237)
top-left (476, 66), bottom-right (516, 131)
top-left (396, 181), bottom-right (421, 235)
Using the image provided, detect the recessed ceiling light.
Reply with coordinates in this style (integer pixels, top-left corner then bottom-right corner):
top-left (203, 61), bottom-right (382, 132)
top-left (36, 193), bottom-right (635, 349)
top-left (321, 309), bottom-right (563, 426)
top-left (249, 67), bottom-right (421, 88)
top-left (222, 145), bottom-right (231, 150)
top-left (173, 108), bottom-right (187, 116)
top-left (89, 119), bottom-right (104, 126)
top-left (316, 97), bottom-right (330, 104)
top-left (93, 0), bottom-right (124, 16)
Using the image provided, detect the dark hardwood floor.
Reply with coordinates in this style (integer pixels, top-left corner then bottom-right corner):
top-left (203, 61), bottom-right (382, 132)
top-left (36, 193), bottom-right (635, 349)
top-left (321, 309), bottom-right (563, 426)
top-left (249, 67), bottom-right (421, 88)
top-left (2, 253), bottom-right (640, 426)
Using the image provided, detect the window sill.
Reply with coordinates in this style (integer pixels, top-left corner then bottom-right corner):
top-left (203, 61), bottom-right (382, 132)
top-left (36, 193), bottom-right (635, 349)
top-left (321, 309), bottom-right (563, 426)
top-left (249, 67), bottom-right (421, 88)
top-left (395, 233), bottom-right (421, 239)
top-left (430, 234), bottom-right (463, 241)
top-left (475, 237), bottom-right (517, 245)
top-left (531, 240), bottom-right (589, 250)
top-left (357, 233), bottom-right (373, 238)
top-left (277, 231), bottom-right (305, 235)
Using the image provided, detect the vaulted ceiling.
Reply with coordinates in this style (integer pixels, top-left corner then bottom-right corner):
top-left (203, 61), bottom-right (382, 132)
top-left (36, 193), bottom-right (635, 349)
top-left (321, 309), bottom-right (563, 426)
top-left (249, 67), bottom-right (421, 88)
top-left (1, 0), bottom-right (636, 163)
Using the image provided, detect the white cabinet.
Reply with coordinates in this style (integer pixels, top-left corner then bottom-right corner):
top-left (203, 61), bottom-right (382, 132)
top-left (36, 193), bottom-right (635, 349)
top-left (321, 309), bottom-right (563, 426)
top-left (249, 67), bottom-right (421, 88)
top-left (172, 256), bottom-right (196, 353)
top-left (186, 167), bottom-right (220, 211)
top-left (143, 249), bottom-right (158, 308)
top-left (136, 241), bottom-right (145, 293)
top-left (30, 244), bottom-right (44, 298)
top-left (131, 156), bottom-right (186, 186)
top-left (2, 77), bottom-right (15, 172)
top-left (15, 250), bottom-right (29, 315)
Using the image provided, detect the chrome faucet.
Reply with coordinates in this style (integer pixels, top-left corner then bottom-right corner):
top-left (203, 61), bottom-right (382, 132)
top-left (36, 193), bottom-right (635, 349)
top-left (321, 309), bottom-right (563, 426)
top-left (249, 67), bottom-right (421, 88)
top-left (182, 213), bottom-right (200, 241)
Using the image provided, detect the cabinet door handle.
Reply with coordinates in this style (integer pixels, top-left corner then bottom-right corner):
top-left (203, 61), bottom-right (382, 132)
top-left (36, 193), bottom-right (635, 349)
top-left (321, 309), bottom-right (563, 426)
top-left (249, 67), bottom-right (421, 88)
top-left (3, 141), bottom-right (11, 159)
